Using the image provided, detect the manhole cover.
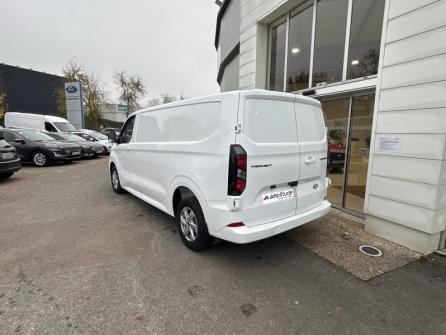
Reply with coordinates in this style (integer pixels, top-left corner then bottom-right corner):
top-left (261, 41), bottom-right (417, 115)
top-left (359, 245), bottom-right (383, 257)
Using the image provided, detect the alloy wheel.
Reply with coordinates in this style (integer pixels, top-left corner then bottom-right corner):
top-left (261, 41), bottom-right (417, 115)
top-left (180, 206), bottom-right (198, 242)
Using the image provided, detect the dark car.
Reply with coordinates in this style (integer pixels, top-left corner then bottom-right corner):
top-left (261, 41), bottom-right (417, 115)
top-left (1, 129), bottom-right (82, 167)
top-left (327, 137), bottom-right (346, 172)
top-left (0, 134), bottom-right (21, 179)
top-left (46, 132), bottom-right (105, 158)
top-left (100, 128), bottom-right (120, 139)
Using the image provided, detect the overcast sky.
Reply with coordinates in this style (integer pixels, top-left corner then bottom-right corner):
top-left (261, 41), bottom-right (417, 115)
top-left (0, 0), bottom-right (220, 104)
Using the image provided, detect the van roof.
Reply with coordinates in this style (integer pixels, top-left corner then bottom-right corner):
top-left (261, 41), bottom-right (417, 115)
top-left (131, 89), bottom-right (320, 117)
top-left (5, 112), bottom-right (69, 123)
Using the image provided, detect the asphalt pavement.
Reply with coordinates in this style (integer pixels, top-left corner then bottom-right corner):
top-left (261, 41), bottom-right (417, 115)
top-left (0, 158), bottom-right (445, 334)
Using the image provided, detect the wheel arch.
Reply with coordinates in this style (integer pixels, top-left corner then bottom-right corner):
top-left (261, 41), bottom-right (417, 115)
top-left (169, 177), bottom-right (209, 220)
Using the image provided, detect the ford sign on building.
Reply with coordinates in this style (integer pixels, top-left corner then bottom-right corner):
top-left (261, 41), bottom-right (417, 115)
top-left (64, 81), bottom-right (84, 129)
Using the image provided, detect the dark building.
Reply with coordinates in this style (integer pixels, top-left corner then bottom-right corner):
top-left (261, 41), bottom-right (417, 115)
top-left (0, 63), bottom-right (64, 117)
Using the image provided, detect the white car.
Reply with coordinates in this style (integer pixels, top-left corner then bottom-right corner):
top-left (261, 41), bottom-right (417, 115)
top-left (75, 129), bottom-right (114, 154)
top-left (109, 90), bottom-right (331, 250)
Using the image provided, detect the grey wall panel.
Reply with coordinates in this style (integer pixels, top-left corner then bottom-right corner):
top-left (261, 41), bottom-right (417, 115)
top-left (220, 0), bottom-right (241, 62)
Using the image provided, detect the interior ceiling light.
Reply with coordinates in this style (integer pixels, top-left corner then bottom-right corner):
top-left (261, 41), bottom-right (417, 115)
top-left (351, 59), bottom-right (359, 65)
top-left (291, 48), bottom-right (300, 54)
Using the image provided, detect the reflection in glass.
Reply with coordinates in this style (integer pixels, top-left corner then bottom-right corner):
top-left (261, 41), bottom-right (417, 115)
top-left (286, 4), bottom-right (313, 92)
top-left (312, 0), bottom-right (348, 85)
top-left (347, 0), bottom-right (385, 79)
top-left (344, 95), bottom-right (374, 212)
top-left (321, 98), bottom-right (349, 206)
top-left (269, 21), bottom-right (287, 91)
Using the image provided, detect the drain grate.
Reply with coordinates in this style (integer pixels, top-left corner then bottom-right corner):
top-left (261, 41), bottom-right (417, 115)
top-left (359, 245), bottom-right (383, 257)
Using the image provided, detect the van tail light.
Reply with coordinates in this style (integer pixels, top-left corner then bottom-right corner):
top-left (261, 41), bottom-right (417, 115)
top-left (228, 144), bottom-right (247, 195)
top-left (227, 222), bottom-right (245, 228)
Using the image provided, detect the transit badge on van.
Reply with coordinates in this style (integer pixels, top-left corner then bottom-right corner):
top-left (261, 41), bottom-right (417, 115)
top-left (262, 189), bottom-right (295, 204)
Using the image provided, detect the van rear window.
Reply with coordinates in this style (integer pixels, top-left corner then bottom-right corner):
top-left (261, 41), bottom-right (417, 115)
top-left (295, 104), bottom-right (325, 142)
top-left (243, 99), bottom-right (297, 143)
top-left (137, 102), bottom-right (221, 143)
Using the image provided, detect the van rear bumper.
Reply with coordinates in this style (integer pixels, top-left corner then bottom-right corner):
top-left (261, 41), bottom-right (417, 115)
top-left (212, 200), bottom-right (331, 244)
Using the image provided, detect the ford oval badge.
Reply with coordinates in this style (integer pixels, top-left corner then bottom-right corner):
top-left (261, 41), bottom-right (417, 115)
top-left (313, 183), bottom-right (319, 189)
top-left (66, 85), bottom-right (78, 94)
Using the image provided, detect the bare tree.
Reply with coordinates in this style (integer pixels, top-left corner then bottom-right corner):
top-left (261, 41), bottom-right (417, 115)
top-left (146, 93), bottom-right (186, 107)
top-left (0, 91), bottom-right (7, 125)
top-left (57, 60), bottom-right (106, 128)
top-left (114, 71), bottom-right (146, 116)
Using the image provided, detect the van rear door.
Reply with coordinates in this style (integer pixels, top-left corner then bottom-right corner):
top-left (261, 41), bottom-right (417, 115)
top-left (295, 100), bottom-right (327, 213)
top-left (235, 92), bottom-right (299, 227)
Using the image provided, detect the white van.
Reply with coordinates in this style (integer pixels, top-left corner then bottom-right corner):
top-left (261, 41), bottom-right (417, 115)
top-left (109, 90), bottom-right (331, 250)
top-left (5, 112), bottom-right (77, 132)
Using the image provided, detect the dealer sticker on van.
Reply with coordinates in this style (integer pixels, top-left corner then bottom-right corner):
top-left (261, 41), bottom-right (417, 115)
top-left (262, 189), bottom-right (295, 203)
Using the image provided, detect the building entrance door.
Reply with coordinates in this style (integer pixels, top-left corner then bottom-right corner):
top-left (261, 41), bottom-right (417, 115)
top-left (321, 94), bottom-right (374, 214)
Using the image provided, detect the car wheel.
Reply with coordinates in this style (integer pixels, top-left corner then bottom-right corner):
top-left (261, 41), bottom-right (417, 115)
top-left (32, 151), bottom-right (49, 167)
top-left (176, 197), bottom-right (212, 251)
top-left (0, 172), bottom-right (14, 180)
top-left (110, 165), bottom-right (124, 194)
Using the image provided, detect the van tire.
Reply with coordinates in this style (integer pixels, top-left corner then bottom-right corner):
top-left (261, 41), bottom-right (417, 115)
top-left (110, 165), bottom-right (125, 194)
top-left (176, 197), bottom-right (212, 251)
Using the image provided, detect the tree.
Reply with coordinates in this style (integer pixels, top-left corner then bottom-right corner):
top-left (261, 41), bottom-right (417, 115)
top-left (114, 71), bottom-right (146, 117)
top-left (0, 91), bottom-right (7, 126)
top-left (146, 93), bottom-right (186, 107)
top-left (59, 61), bottom-right (106, 129)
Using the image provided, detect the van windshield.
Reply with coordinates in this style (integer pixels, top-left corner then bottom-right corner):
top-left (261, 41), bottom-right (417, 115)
top-left (53, 122), bottom-right (77, 132)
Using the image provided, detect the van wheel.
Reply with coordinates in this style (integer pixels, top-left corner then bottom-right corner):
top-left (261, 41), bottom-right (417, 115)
top-left (110, 165), bottom-right (124, 194)
top-left (0, 172), bottom-right (14, 179)
top-left (32, 151), bottom-right (49, 167)
top-left (176, 197), bottom-right (212, 251)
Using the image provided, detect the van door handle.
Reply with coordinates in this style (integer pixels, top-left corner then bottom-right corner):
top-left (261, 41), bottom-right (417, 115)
top-left (304, 157), bottom-right (316, 164)
top-left (288, 181), bottom-right (298, 187)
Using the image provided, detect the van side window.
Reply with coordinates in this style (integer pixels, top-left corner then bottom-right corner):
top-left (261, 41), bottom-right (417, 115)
top-left (45, 122), bottom-right (57, 132)
top-left (120, 116), bottom-right (135, 144)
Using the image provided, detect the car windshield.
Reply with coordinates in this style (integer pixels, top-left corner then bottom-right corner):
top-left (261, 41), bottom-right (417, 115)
top-left (57, 133), bottom-right (87, 141)
top-left (91, 132), bottom-right (108, 140)
top-left (53, 122), bottom-right (77, 132)
top-left (17, 130), bottom-right (55, 141)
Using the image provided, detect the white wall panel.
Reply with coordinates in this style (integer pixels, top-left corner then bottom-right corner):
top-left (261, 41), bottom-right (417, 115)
top-left (376, 108), bottom-right (446, 134)
top-left (381, 53), bottom-right (446, 90)
top-left (388, 0), bottom-right (439, 19)
top-left (383, 25), bottom-right (446, 67)
top-left (368, 195), bottom-right (446, 234)
top-left (369, 175), bottom-right (443, 210)
top-left (379, 81), bottom-right (446, 111)
top-left (372, 155), bottom-right (445, 185)
top-left (374, 133), bottom-right (446, 160)
top-left (386, 1), bottom-right (446, 43)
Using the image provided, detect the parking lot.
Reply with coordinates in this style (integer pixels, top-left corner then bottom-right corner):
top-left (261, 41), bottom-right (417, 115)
top-left (0, 158), bottom-right (445, 334)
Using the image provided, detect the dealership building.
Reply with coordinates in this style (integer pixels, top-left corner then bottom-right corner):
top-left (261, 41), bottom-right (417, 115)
top-left (215, 0), bottom-right (446, 254)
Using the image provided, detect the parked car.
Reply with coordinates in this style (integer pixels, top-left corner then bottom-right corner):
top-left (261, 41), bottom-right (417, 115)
top-left (5, 112), bottom-right (77, 132)
top-left (74, 130), bottom-right (114, 154)
top-left (100, 128), bottom-right (120, 139)
top-left (0, 133), bottom-right (21, 179)
top-left (109, 90), bottom-right (331, 250)
top-left (46, 132), bottom-right (104, 158)
top-left (0, 128), bottom-right (82, 167)
top-left (327, 137), bottom-right (346, 172)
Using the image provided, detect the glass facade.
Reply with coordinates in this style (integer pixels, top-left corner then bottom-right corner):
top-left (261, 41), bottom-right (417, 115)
top-left (322, 94), bottom-right (374, 213)
top-left (347, 0), bottom-right (385, 79)
top-left (286, 4), bottom-right (313, 92)
top-left (312, 0), bottom-right (348, 85)
top-left (269, 0), bottom-right (384, 91)
top-left (269, 21), bottom-right (287, 91)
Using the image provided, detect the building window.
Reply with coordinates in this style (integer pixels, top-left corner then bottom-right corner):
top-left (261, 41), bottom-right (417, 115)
top-left (269, 20), bottom-right (287, 91)
top-left (286, 4), bottom-right (313, 92)
top-left (312, 0), bottom-right (348, 86)
top-left (268, 0), bottom-right (384, 91)
top-left (347, 0), bottom-right (385, 79)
